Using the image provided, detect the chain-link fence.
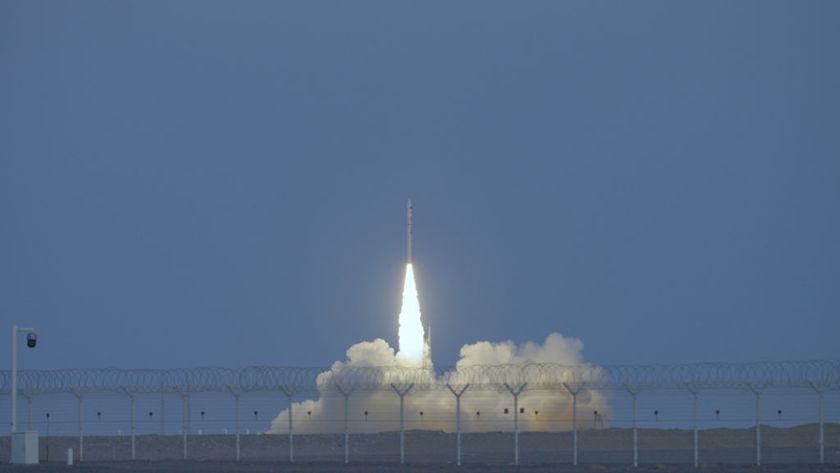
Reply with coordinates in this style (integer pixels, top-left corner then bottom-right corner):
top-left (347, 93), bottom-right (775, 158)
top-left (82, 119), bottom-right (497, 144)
top-left (2, 361), bottom-right (839, 465)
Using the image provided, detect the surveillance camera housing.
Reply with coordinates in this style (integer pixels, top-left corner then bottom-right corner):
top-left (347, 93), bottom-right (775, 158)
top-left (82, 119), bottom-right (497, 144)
top-left (26, 332), bottom-right (37, 348)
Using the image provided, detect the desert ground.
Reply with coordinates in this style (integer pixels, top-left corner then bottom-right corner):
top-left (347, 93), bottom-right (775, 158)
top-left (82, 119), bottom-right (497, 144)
top-left (1, 424), bottom-right (838, 472)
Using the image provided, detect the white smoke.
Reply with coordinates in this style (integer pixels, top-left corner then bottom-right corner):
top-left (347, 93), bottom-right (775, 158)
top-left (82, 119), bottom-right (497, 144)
top-left (270, 333), bottom-right (607, 433)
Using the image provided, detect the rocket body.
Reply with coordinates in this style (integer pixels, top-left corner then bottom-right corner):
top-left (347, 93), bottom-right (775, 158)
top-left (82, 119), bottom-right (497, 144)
top-left (407, 199), bottom-right (413, 263)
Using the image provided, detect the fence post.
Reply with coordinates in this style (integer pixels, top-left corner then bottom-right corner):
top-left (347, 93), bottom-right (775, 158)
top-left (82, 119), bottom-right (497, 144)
top-left (280, 387), bottom-right (294, 462)
top-left (504, 383), bottom-right (527, 465)
top-left (390, 383), bottom-right (414, 464)
top-left (809, 382), bottom-right (824, 465)
top-left (818, 390), bottom-right (824, 465)
top-left (686, 386), bottom-right (699, 468)
top-left (45, 411), bottom-right (51, 462)
top-left (227, 387), bottom-right (240, 462)
top-left (446, 384), bottom-right (469, 466)
top-left (624, 385), bottom-right (638, 467)
top-left (175, 389), bottom-right (190, 460)
top-left (73, 391), bottom-right (84, 462)
top-left (123, 390), bottom-right (136, 460)
top-left (336, 385), bottom-right (351, 464)
top-left (160, 384), bottom-right (166, 435)
top-left (563, 383), bottom-right (582, 466)
top-left (748, 384), bottom-right (762, 466)
top-left (131, 394), bottom-right (136, 460)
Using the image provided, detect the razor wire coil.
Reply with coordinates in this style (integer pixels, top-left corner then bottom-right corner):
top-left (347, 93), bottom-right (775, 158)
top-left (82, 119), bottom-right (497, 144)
top-left (1, 360), bottom-right (838, 395)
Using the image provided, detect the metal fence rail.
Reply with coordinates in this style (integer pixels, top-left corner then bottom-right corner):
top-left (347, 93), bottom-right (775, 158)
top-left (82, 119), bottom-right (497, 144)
top-left (2, 360), bottom-right (839, 466)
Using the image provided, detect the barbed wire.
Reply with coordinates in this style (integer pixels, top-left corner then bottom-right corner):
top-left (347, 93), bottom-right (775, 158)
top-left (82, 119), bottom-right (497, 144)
top-left (1, 360), bottom-right (837, 395)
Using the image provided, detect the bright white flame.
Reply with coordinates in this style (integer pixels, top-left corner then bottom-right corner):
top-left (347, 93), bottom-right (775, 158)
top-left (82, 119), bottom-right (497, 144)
top-left (397, 263), bottom-right (425, 365)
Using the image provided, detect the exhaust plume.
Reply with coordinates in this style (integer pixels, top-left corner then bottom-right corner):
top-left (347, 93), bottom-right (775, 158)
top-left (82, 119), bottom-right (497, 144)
top-left (396, 263), bottom-right (427, 366)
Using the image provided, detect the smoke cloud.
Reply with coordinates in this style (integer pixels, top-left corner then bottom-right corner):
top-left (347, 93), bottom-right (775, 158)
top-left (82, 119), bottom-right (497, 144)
top-left (270, 333), bottom-right (607, 434)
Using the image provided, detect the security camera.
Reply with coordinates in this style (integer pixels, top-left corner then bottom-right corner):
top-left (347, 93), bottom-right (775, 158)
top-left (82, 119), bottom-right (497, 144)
top-left (26, 332), bottom-right (37, 348)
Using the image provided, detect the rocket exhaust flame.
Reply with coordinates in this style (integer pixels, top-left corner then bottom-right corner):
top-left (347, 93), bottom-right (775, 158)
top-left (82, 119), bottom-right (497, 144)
top-left (397, 263), bottom-right (426, 366)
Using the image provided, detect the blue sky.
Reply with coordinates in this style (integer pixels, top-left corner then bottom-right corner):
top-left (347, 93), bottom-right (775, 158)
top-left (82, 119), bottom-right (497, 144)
top-left (1, 1), bottom-right (838, 370)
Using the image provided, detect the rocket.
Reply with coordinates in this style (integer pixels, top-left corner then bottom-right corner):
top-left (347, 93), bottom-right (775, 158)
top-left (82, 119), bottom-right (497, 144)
top-left (405, 199), bottom-right (432, 365)
top-left (407, 199), bottom-right (413, 264)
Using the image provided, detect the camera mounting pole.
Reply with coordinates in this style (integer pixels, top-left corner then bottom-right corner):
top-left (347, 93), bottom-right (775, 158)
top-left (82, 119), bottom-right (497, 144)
top-left (10, 324), bottom-right (37, 434)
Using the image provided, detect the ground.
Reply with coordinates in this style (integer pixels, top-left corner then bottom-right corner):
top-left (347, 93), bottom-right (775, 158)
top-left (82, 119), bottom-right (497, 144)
top-left (1, 425), bottom-right (838, 472)
top-left (1, 461), bottom-right (840, 473)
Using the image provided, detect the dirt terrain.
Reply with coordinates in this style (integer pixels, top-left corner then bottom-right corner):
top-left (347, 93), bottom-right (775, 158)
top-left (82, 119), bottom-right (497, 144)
top-left (1, 461), bottom-right (840, 473)
top-left (1, 424), bottom-right (838, 472)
